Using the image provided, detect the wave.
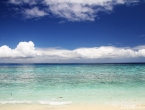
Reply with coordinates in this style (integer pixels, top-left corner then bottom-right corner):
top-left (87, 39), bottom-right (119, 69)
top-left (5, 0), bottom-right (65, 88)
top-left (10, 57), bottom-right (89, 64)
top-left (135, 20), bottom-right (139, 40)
top-left (0, 100), bottom-right (32, 104)
top-left (38, 100), bottom-right (72, 105)
top-left (0, 100), bottom-right (72, 105)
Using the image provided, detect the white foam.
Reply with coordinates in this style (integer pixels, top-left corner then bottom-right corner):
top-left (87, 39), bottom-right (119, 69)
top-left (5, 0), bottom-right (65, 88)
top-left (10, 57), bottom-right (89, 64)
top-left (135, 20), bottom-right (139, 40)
top-left (38, 100), bottom-right (72, 105)
top-left (0, 100), bottom-right (32, 104)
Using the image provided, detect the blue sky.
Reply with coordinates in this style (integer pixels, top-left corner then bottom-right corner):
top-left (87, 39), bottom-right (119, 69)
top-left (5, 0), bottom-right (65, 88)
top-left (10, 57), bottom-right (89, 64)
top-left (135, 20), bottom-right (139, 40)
top-left (0, 0), bottom-right (145, 63)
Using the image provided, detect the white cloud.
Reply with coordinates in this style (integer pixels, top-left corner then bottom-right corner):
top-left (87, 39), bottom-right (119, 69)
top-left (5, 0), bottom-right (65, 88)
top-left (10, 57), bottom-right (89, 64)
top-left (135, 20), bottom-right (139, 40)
top-left (23, 7), bottom-right (48, 18)
top-left (0, 41), bottom-right (145, 63)
top-left (8, 0), bottom-right (140, 21)
top-left (0, 41), bottom-right (41, 58)
top-left (48, 3), bottom-right (95, 21)
top-left (9, 0), bottom-right (37, 5)
top-left (43, 0), bottom-right (124, 5)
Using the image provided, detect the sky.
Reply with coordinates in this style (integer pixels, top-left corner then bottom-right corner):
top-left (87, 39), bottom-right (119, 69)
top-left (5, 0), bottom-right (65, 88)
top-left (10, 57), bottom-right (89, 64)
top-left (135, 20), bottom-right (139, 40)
top-left (0, 0), bottom-right (145, 63)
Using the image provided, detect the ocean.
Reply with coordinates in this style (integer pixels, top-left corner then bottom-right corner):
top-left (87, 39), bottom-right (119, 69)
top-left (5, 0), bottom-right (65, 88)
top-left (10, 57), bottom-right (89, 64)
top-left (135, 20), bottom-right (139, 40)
top-left (0, 63), bottom-right (145, 106)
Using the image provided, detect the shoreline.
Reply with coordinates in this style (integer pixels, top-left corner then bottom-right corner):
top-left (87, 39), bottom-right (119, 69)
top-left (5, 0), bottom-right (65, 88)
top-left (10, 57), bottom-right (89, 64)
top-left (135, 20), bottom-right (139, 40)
top-left (0, 104), bottom-right (145, 110)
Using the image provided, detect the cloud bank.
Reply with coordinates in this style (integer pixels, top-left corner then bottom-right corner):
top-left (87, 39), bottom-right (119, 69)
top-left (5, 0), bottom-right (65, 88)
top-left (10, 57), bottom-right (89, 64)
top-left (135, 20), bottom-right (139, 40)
top-left (1, 41), bottom-right (145, 63)
top-left (8, 0), bottom-right (140, 21)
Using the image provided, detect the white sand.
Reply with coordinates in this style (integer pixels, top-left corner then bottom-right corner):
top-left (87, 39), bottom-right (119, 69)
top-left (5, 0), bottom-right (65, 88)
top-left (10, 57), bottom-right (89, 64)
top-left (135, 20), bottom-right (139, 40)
top-left (0, 104), bottom-right (145, 110)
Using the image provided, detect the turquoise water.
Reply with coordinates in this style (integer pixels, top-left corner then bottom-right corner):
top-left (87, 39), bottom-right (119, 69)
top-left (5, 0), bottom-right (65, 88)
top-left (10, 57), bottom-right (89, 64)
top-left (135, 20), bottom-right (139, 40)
top-left (0, 64), bottom-right (145, 105)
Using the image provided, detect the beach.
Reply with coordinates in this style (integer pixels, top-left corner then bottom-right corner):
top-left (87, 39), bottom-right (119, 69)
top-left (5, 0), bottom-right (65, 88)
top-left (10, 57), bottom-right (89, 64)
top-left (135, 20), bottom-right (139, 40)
top-left (1, 104), bottom-right (145, 110)
top-left (1, 0), bottom-right (145, 109)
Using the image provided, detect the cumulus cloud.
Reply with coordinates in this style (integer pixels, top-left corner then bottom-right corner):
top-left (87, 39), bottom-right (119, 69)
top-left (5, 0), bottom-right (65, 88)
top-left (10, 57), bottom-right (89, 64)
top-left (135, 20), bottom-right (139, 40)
top-left (8, 0), bottom-right (140, 21)
top-left (0, 41), bottom-right (145, 63)
top-left (0, 41), bottom-right (41, 58)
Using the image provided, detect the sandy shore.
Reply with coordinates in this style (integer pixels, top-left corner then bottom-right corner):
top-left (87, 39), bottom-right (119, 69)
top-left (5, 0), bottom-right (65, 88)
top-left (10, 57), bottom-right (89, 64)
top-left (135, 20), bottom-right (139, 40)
top-left (0, 104), bottom-right (145, 110)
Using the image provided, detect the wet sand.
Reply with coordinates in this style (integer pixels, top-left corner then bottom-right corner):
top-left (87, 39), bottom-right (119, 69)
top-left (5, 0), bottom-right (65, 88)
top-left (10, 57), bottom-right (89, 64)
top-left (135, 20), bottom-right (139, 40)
top-left (0, 104), bottom-right (145, 110)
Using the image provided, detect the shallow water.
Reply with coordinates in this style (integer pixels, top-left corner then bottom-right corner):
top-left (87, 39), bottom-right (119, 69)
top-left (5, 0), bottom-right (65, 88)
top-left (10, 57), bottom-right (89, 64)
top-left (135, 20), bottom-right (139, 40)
top-left (0, 64), bottom-right (145, 105)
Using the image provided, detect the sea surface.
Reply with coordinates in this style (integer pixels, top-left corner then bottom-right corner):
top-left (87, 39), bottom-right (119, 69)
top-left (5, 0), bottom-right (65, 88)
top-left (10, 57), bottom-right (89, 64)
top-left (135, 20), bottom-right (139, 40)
top-left (0, 63), bottom-right (145, 106)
